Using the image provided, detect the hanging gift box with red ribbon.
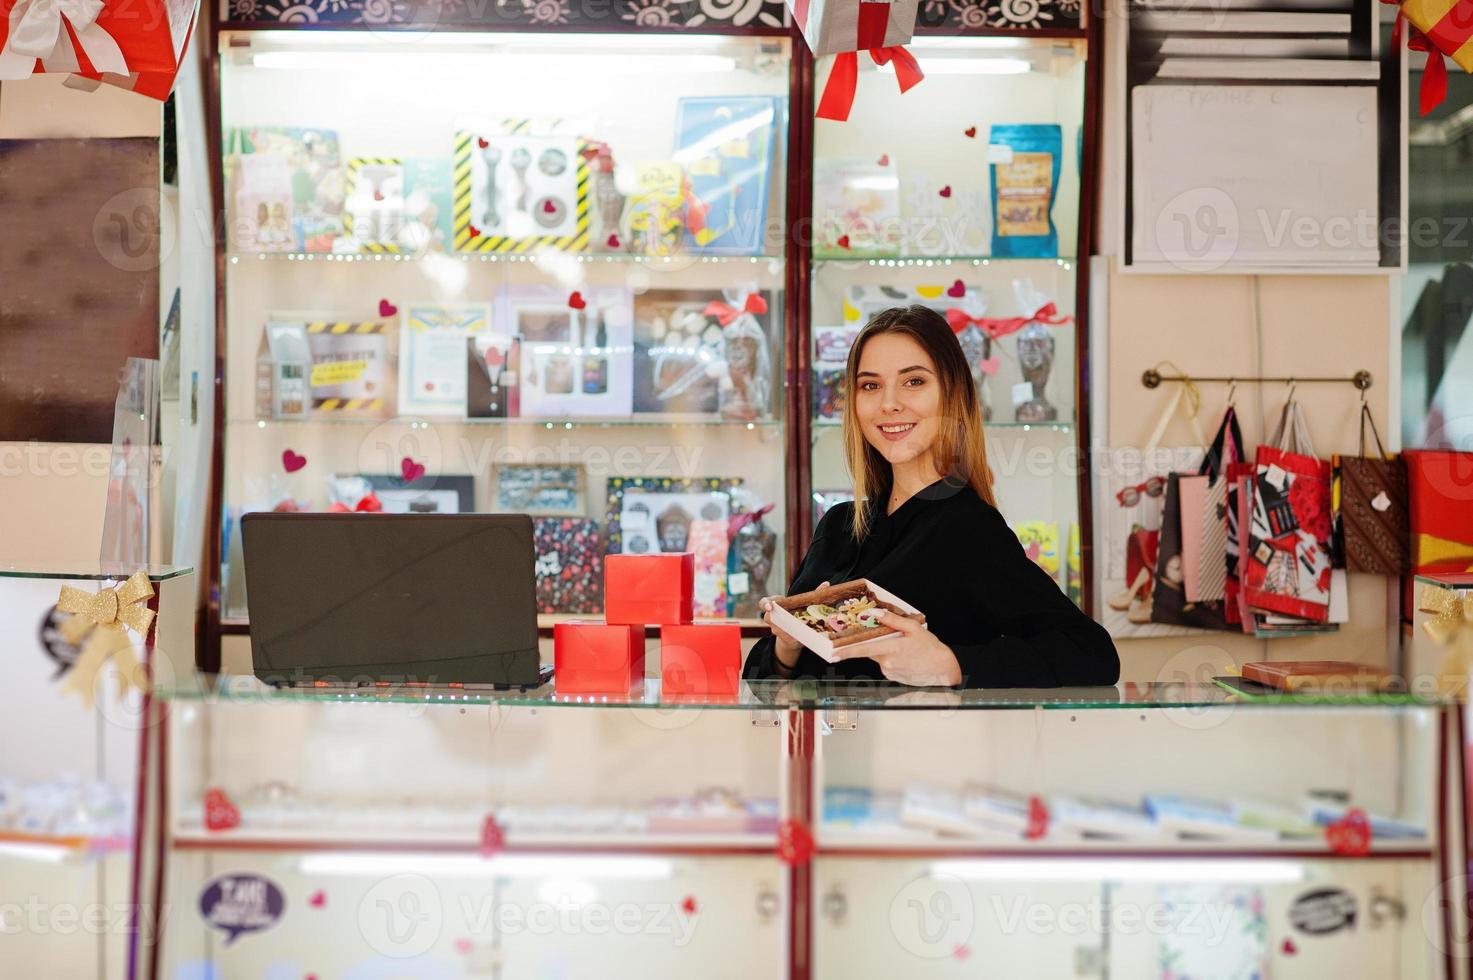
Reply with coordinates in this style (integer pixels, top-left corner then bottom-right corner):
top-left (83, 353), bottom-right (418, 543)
top-left (1384, 0), bottom-right (1473, 113)
top-left (0, 0), bottom-right (200, 102)
top-left (787, 0), bottom-right (924, 122)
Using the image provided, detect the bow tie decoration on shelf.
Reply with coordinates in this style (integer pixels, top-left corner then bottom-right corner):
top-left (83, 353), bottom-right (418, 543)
top-left (1418, 583), bottom-right (1473, 690)
top-left (704, 293), bottom-right (769, 327)
top-left (54, 571), bottom-right (156, 708)
top-left (1381, 0), bottom-right (1473, 114)
top-left (785, 0), bottom-right (924, 122)
top-left (946, 302), bottom-right (1073, 343)
top-left (327, 493), bottom-right (383, 513)
top-left (0, 0), bottom-right (201, 101)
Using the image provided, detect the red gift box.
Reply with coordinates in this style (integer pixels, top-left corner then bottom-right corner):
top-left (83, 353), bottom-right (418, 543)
top-left (553, 621), bottom-right (645, 694)
top-left (604, 553), bottom-right (694, 626)
top-left (1405, 450), bottom-right (1473, 572)
top-left (0, 0), bottom-right (200, 102)
top-left (660, 623), bottom-right (741, 696)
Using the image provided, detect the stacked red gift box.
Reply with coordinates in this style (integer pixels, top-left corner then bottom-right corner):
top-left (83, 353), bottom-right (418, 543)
top-left (553, 553), bottom-right (741, 696)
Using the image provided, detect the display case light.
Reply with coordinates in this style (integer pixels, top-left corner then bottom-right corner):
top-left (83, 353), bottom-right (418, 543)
top-left (878, 57), bottom-right (1032, 76)
top-left (250, 51), bottom-right (738, 74)
top-left (299, 853), bottom-right (674, 879)
top-left (930, 858), bottom-right (1305, 884)
top-left (0, 841), bottom-right (72, 863)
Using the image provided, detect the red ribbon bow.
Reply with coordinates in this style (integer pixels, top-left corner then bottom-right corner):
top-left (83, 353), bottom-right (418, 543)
top-left (727, 503), bottom-right (776, 542)
top-left (946, 303), bottom-right (1072, 342)
top-left (704, 293), bottom-right (769, 327)
top-left (1383, 0), bottom-right (1453, 114)
top-left (328, 493), bottom-right (383, 513)
top-left (816, 47), bottom-right (924, 123)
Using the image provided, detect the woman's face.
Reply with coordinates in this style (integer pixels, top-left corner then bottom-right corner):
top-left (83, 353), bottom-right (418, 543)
top-left (854, 331), bottom-right (942, 467)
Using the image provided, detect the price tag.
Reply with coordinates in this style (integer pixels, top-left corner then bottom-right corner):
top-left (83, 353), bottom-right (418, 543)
top-left (1011, 382), bottom-right (1033, 407)
top-left (728, 572), bottom-right (750, 595)
top-left (988, 143), bottom-right (1014, 164)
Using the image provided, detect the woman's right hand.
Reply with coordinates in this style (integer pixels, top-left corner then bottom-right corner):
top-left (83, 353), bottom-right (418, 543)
top-left (759, 582), bottom-right (828, 670)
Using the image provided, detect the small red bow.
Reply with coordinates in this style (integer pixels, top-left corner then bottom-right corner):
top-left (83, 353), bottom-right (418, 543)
top-left (946, 303), bottom-right (1072, 341)
top-left (328, 493), bottom-right (383, 513)
top-left (1382, 0), bottom-right (1450, 114)
top-left (705, 293), bottom-right (769, 327)
top-left (816, 47), bottom-right (924, 123)
top-left (728, 503), bottom-right (775, 542)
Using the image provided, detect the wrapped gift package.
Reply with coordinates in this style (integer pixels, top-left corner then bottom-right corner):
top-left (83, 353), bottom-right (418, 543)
top-left (659, 623), bottom-right (741, 696)
top-left (604, 553), bottom-right (694, 626)
top-left (553, 621), bottom-right (646, 694)
top-left (1406, 449), bottom-right (1473, 572)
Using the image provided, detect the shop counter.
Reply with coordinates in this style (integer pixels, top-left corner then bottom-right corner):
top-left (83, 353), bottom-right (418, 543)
top-left (136, 678), bottom-right (1470, 979)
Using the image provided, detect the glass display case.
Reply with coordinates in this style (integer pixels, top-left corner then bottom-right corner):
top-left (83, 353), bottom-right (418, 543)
top-left (143, 679), bottom-right (1468, 978)
top-left (214, 29), bottom-right (795, 635)
top-left (807, 37), bottom-right (1091, 606)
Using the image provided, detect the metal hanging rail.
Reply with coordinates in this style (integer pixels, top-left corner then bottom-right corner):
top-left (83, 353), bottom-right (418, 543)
top-left (1141, 369), bottom-right (1374, 391)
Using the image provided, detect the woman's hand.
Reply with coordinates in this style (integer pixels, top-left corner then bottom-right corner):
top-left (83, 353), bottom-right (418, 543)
top-left (759, 582), bottom-right (828, 671)
top-left (837, 610), bottom-right (962, 687)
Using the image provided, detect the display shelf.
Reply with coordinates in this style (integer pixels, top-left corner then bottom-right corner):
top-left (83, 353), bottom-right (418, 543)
top-left (232, 252), bottom-right (786, 269)
top-left (170, 831), bottom-right (777, 854)
top-left (0, 830), bottom-right (132, 855)
top-left (813, 833), bottom-right (1437, 859)
top-left (812, 419), bottom-right (1073, 432)
top-left (0, 562), bottom-right (193, 581)
top-left (814, 256), bottom-right (1078, 268)
top-left (231, 415), bottom-right (784, 431)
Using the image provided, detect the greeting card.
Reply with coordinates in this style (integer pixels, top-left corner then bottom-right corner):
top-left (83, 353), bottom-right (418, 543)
top-left (230, 126), bottom-right (346, 252)
top-left (673, 96), bottom-right (778, 256)
top-left (344, 157), bottom-right (454, 254)
top-left (814, 159), bottom-right (900, 258)
top-left (398, 303), bottom-right (490, 416)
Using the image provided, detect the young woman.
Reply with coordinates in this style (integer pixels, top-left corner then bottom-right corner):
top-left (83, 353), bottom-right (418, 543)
top-left (744, 305), bottom-right (1119, 688)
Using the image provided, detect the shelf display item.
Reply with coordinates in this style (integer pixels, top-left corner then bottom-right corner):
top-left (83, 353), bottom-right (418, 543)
top-left (534, 517), bottom-right (603, 615)
top-left (230, 153), bottom-right (294, 252)
top-left (495, 464), bottom-right (584, 516)
top-left (624, 162), bottom-right (689, 256)
top-left (1155, 885), bottom-right (1268, 979)
top-left (228, 126), bottom-right (345, 252)
top-left (659, 622), bottom-right (741, 695)
top-left (689, 516), bottom-right (730, 617)
top-left (466, 333), bottom-right (519, 418)
top-left (1331, 404), bottom-right (1409, 576)
top-left (813, 158), bottom-right (900, 257)
top-left (813, 325), bottom-right (860, 421)
top-left (454, 124), bottom-right (590, 252)
top-left (1013, 521), bottom-right (1062, 591)
top-left (729, 503), bottom-right (777, 618)
top-left (253, 322), bottom-right (311, 419)
top-left (768, 579), bottom-right (923, 661)
top-left (673, 96), bottom-right (779, 256)
top-left (279, 316), bottom-right (393, 418)
top-left (343, 157), bottom-right (453, 254)
top-left (1239, 660), bottom-right (1394, 694)
top-left (497, 286), bottom-right (633, 418)
top-left (615, 488), bottom-right (734, 615)
top-left (397, 302), bottom-right (490, 416)
top-left (988, 124), bottom-right (1062, 258)
top-left (604, 553), bottom-right (694, 626)
top-left (1405, 449), bottom-right (1473, 573)
top-left (633, 289), bottom-right (775, 418)
top-left (605, 476), bottom-right (743, 553)
top-left (553, 621), bottom-right (645, 693)
top-left (361, 474), bottom-right (475, 514)
top-left (581, 141), bottom-right (624, 250)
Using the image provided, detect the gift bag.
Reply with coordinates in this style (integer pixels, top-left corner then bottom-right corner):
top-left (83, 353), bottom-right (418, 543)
top-left (1150, 474), bottom-right (1233, 631)
top-left (1405, 449), bottom-right (1473, 572)
top-left (1097, 384), bottom-right (1205, 638)
top-left (1181, 406), bottom-right (1244, 602)
top-left (1242, 398), bottom-right (1334, 623)
top-left (1333, 404), bottom-right (1410, 576)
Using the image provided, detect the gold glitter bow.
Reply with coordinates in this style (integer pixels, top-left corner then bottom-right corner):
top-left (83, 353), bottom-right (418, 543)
top-left (1418, 583), bottom-right (1473, 692)
top-left (55, 571), bottom-right (156, 708)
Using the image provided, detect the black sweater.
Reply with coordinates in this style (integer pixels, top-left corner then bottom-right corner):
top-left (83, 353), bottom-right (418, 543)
top-left (742, 478), bottom-right (1120, 688)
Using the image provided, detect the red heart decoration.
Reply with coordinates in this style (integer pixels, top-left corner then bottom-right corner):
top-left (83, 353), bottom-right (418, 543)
top-left (204, 788), bottom-right (240, 832)
top-left (281, 450), bottom-right (307, 474)
top-left (484, 346), bottom-right (505, 368)
top-left (308, 890), bottom-right (326, 908)
top-left (777, 818), bottom-right (815, 867)
top-left (401, 456), bottom-right (426, 483)
top-left (939, 185), bottom-right (953, 198)
top-left (836, 235), bottom-right (851, 250)
top-left (1325, 808), bottom-right (1372, 856)
top-left (480, 814), bottom-right (505, 857)
top-left (542, 199), bottom-right (557, 214)
top-left (454, 938), bottom-right (473, 955)
top-left (1281, 938), bottom-right (1298, 956)
top-left (378, 298), bottom-right (397, 318)
top-left (568, 291), bottom-right (587, 310)
top-left (373, 190), bottom-right (384, 202)
top-left (978, 356), bottom-right (1001, 376)
top-left (680, 895), bottom-right (698, 915)
top-left (468, 224), bottom-right (482, 238)
top-left (477, 137), bottom-right (489, 149)
top-left (946, 279), bottom-right (966, 298)
top-left (606, 233), bottom-right (621, 248)
top-left (1024, 795), bottom-right (1049, 840)
top-left (965, 126), bottom-right (977, 138)
top-left (953, 945), bottom-right (971, 961)
top-left (306, 975), bottom-right (318, 980)
top-left (877, 153), bottom-right (890, 166)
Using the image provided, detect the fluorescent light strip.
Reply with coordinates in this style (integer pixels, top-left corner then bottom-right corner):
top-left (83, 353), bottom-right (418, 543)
top-left (251, 52), bottom-right (737, 74)
top-left (246, 31), bottom-right (737, 49)
top-left (0, 841), bottom-right (72, 863)
top-left (931, 858), bottom-right (1306, 884)
top-left (299, 853), bottom-right (674, 879)
top-left (876, 57), bottom-right (1031, 76)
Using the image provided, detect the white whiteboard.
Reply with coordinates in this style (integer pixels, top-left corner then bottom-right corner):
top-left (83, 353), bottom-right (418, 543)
top-left (1131, 84), bottom-right (1380, 270)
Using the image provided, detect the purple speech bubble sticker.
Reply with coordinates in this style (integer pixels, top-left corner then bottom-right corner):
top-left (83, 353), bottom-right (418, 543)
top-left (199, 874), bottom-right (285, 945)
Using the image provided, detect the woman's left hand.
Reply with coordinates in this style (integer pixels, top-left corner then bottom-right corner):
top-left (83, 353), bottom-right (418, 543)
top-left (834, 610), bottom-right (962, 687)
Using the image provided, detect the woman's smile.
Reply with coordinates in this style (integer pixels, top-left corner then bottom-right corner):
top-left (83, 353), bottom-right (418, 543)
top-left (877, 421), bottom-right (918, 441)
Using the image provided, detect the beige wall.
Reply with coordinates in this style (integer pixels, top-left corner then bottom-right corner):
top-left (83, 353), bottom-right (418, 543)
top-left (1103, 270), bottom-right (1398, 682)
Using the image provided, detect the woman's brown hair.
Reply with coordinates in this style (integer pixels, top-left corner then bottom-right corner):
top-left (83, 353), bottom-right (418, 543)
top-left (842, 305), bottom-right (997, 540)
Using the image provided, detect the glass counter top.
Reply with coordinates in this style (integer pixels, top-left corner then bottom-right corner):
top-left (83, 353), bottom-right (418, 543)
top-left (0, 562), bottom-right (194, 581)
top-left (155, 677), bottom-right (1454, 711)
top-left (1416, 572), bottom-right (1473, 589)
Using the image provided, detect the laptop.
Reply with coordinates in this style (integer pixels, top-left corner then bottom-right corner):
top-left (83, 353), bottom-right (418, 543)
top-left (242, 512), bottom-right (546, 689)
